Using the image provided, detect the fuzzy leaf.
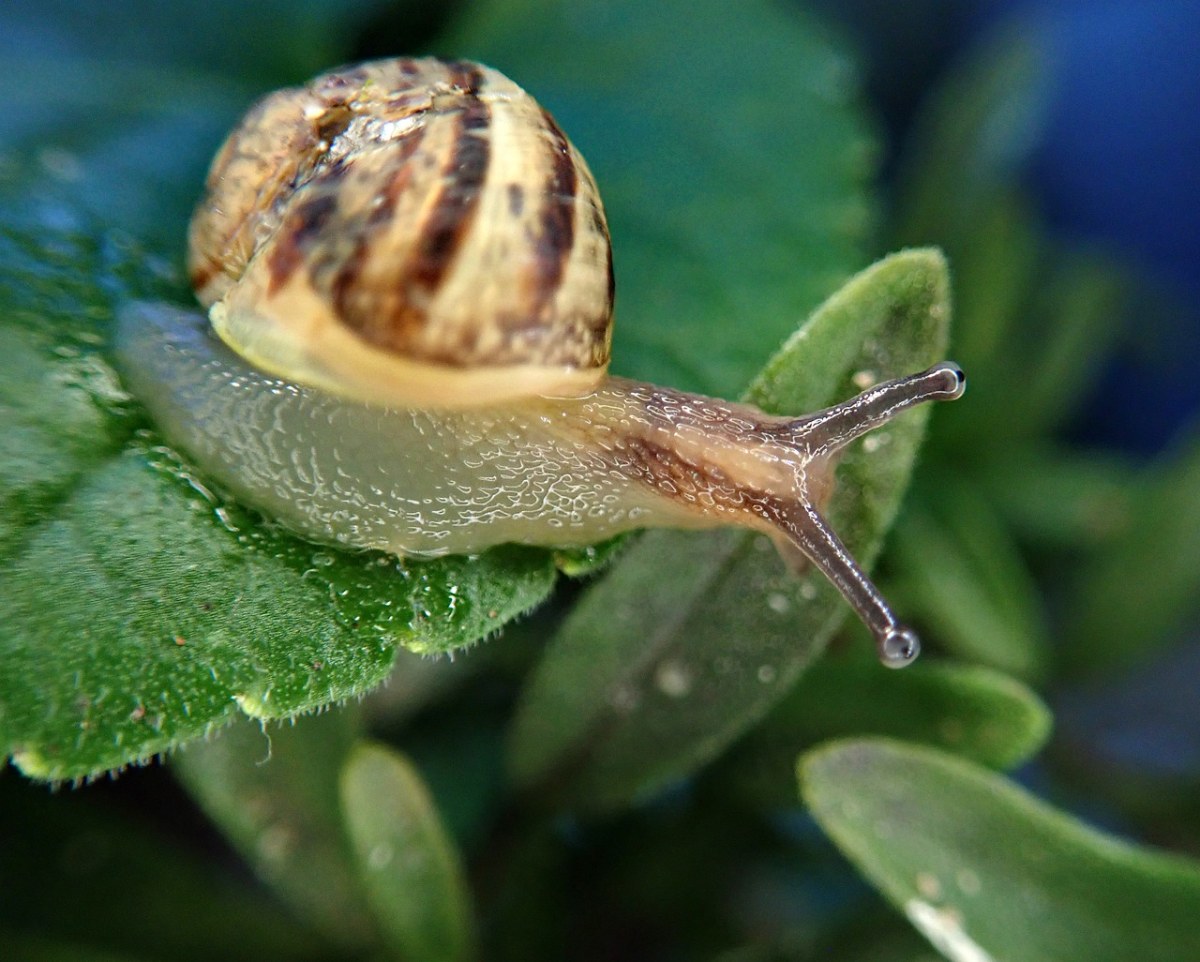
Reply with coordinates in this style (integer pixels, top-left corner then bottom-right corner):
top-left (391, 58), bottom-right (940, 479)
top-left (1, 0), bottom-right (876, 781)
top-left (801, 739), bottom-right (1200, 962)
top-left (340, 743), bottom-right (476, 962)
top-left (0, 220), bottom-right (558, 781)
top-left (510, 250), bottom-right (954, 810)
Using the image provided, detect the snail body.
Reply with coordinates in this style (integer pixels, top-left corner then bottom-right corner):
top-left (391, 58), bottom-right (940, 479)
top-left (116, 58), bottom-right (965, 667)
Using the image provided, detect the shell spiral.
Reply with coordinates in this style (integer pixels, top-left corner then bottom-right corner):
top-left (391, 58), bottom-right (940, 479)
top-left (187, 58), bottom-right (615, 407)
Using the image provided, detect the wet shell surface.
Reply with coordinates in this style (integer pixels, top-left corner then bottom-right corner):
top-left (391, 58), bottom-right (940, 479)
top-left (188, 58), bottom-right (615, 407)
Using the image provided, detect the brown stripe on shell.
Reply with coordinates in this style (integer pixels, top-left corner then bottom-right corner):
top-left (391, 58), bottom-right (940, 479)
top-left (507, 182), bottom-right (524, 216)
top-left (401, 64), bottom-right (491, 297)
top-left (527, 108), bottom-right (579, 321)
top-left (327, 123), bottom-right (430, 323)
top-left (308, 61), bottom-right (496, 363)
top-left (266, 192), bottom-right (338, 296)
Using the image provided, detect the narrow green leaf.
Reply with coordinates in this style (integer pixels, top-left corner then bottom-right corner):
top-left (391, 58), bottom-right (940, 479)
top-left (171, 708), bottom-right (376, 953)
top-left (938, 243), bottom-right (1127, 451)
top-left (1009, 252), bottom-right (1127, 438)
top-left (923, 189), bottom-right (1042, 402)
top-left (891, 483), bottom-right (1046, 679)
top-left (724, 655), bottom-right (1050, 808)
top-left (1061, 432), bottom-right (1200, 678)
top-left (510, 250), bottom-right (953, 810)
top-left (340, 742), bottom-right (476, 962)
top-left (800, 738), bottom-right (1200, 962)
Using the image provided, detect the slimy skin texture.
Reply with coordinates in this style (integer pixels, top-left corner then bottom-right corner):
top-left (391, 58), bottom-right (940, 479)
top-left (122, 57), bottom-right (968, 666)
top-left (119, 304), bottom-right (674, 556)
top-left (116, 302), bottom-right (964, 667)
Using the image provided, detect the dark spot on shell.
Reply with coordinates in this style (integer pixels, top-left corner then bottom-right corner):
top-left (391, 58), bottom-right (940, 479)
top-left (507, 183), bottom-right (524, 217)
top-left (312, 66), bottom-right (369, 99)
top-left (446, 61), bottom-right (484, 95)
top-left (314, 104), bottom-right (353, 144)
top-left (189, 263), bottom-right (216, 295)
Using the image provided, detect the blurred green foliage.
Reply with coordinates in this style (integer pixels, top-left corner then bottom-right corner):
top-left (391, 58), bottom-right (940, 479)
top-left (2, 1), bottom-right (1199, 960)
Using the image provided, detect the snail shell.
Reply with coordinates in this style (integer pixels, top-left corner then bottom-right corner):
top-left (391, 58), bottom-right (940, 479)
top-left (188, 58), bottom-right (612, 408)
top-left (116, 58), bottom-right (965, 667)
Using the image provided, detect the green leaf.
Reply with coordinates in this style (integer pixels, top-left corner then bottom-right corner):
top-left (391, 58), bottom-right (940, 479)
top-left (452, 0), bottom-right (877, 396)
top-left (890, 483), bottom-right (1046, 680)
top-left (1061, 432), bottom-right (1200, 678)
top-left (0, 0), bottom-right (400, 246)
top-left (800, 738), bottom-right (1200, 962)
top-left (724, 656), bottom-right (1050, 808)
top-left (340, 742), bottom-right (476, 962)
top-left (1004, 251), bottom-right (1127, 439)
top-left (0, 218), bottom-right (558, 781)
top-left (510, 250), bottom-right (954, 810)
top-left (921, 189), bottom-right (1042, 402)
top-left (1, 0), bottom-right (877, 781)
top-left (933, 225), bottom-right (1127, 451)
top-left (171, 708), bottom-right (377, 953)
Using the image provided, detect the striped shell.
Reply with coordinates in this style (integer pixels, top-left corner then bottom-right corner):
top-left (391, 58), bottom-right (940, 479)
top-left (187, 58), bottom-right (614, 408)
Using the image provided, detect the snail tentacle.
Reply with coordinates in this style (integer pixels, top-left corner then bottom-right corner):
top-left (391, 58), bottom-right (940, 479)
top-left (120, 56), bottom-right (968, 667)
top-left (787, 363), bottom-right (966, 457)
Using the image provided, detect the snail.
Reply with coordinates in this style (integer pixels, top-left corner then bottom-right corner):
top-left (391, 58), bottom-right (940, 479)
top-left (115, 57), bottom-right (964, 667)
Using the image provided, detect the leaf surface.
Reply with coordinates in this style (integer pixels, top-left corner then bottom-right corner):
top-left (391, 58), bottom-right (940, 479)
top-left (0, 220), bottom-right (556, 780)
top-left (341, 742), bottom-right (476, 962)
top-left (801, 739), bottom-right (1200, 962)
top-left (1, 0), bottom-right (876, 779)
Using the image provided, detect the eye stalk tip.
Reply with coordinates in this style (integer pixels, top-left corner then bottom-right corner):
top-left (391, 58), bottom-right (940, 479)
top-left (929, 361), bottom-right (966, 400)
top-left (879, 626), bottom-right (921, 668)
